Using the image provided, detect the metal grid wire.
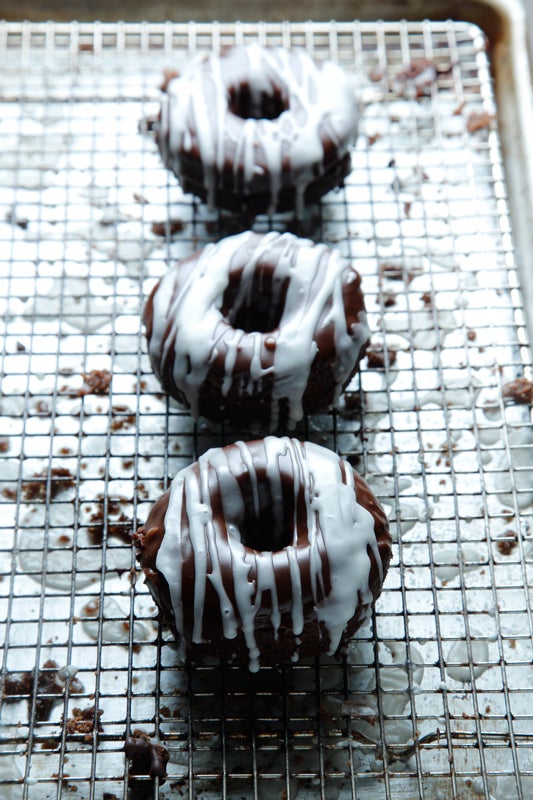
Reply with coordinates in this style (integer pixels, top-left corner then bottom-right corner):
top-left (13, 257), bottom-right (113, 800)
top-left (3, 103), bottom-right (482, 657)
top-left (0, 18), bottom-right (532, 800)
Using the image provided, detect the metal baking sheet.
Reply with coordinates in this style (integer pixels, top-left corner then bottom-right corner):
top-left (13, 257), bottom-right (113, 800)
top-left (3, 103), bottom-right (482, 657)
top-left (0, 18), bottom-right (532, 800)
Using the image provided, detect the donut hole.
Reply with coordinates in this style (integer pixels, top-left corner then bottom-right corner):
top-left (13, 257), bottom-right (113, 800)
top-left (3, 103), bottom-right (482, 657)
top-left (228, 83), bottom-right (289, 121)
top-left (222, 268), bottom-right (289, 334)
top-left (238, 506), bottom-right (293, 552)
top-left (226, 462), bottom-right (297, 552)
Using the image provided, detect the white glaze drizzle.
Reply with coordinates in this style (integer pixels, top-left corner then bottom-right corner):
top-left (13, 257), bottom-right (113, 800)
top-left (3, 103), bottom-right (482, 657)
top-left (159, 44), bottom-right (359, 213)
top-left (147, 231), bottom-right (369, 429)
top-left (155, 437), bottom-right (385, 672)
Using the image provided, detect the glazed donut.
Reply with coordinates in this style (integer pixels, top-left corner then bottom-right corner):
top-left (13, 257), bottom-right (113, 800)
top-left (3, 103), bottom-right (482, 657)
top-left (143, 231), bottom-right (369, 430)
top-left (133, 437), bottom-right (391, 671)
top-left (157, 44), bottom-right (359, 215)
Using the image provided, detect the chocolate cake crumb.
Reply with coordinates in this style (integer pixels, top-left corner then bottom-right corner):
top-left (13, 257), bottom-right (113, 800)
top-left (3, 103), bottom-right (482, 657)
top-left (502, 377), bottom-right (533, 405)
top-left (64, 705), bottom-right (103, 741)
top-left (366, 343), bottom-right (397, 370)
top-left (466, 110), bottom-right (494, 133)
top-left (2, 660), bottom-right (83, 722)
top-left (397, 57), bottom-right (438, 96)
top-left (22, 467), bottom-right (75, 502)
top-left (133, 192), bottom-right (149, 205)
top-left (60, 369), bottom-right (112, 398)
top-left (40, 738), bottom-right (59, 750)
top-left (125, 729), bottom-right (169, 782)
top-left (380, 263), bottom-right (404, 281)
top-left (396, 57), bottom-right (452, 97)
top-left (79, 369), bottom-right (112, 396)
top-left (496, 531), bottom-right (517, 556)
top-left (398, 57), bottom-right (435, 80)
top-left (87, 502), bottom-right (132, 546)
top-left (151, 220), bottom-right (185, 237)
top-left (382, 292), bottom-right (397, 308)
top-left (111, 414), bottom-right (136, 432)
top-left (35, 400), bottom-right (51, 415)
top-left (379, 262), bottom-right (423, 284)
top-left (0, 437), bottom-right (9, 453)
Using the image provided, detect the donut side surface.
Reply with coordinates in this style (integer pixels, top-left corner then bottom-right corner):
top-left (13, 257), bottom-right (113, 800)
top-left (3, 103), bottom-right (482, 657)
top-left (133, 437), bottom-right (392, 672)
top-left (143, 231), bottom-right (370, 430)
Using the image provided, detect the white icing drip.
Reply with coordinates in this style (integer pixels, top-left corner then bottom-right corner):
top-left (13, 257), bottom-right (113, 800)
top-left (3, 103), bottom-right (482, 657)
top-left (225, 531), bottom-right (259, 669)
top-left (199, 454), bottom-right (238, 642)
top-left (159, 44), bottom-right (359, 214)
top-left (242, 118), bottom-right (257, 191)
top-left (221, 328), bottom-right (241, 396)
top-left (228, 229), bottom-right (279, 312)
top-left (271, 243), bottom-right (327, 425)
top-left (256, 552), bottom-right (281, 638)
top-left (315, 457), bottom-right (380, 654)
top-left (236, 440), bottom-right (261, 518)
top-left (287, 545), bottom-right (305, 636)
top-left (155, 437), bottom-right (385, 671)
top-left (147, 231), bottom-right (369, 429)
top-left (162, 479), bottom-right (185, 637)
top-left (148, 237), bottom-right (239, 417)
top-left (184, 468), bottom-right (209, 643)
top-left (247, 331), bottom-right (266, 393)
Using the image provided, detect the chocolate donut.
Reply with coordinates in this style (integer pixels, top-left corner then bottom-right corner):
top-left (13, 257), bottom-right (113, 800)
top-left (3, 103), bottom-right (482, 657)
top-left (133, 437), bottom-right (391, 671)
top-left (157, 44), bottom-right (359, 215)
top-left (143, 231), bottom-right (369, 430)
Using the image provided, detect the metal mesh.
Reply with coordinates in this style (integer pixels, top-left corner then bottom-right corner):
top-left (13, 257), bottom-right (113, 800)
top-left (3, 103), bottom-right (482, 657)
top-left (0, 18), bottom-right (532, 800)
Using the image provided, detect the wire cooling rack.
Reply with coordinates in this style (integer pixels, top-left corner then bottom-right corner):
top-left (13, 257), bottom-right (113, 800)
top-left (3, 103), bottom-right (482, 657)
top-left (0, 18), bottom-right (532, 800)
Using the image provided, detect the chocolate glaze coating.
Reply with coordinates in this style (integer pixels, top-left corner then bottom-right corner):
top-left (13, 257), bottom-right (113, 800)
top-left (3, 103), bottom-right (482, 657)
top-left (125, 729), bottom-right (169, 782)
top-left (156, 44), bottom-right (359, 216)
top-left (143, 231), bottom-right (369, 430)
top-left (132, 437), bottom-right (391, 671)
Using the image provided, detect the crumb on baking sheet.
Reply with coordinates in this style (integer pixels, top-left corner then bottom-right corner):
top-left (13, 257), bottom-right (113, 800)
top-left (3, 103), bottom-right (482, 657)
top-left (365, 342), bottom-right (397, 369)
top-left (151, 219), bottom-right (185, 237)
top-left (64, 705), bottom-right (104, 741)
top-left (466, 109), bottom-right (494, 132)
top-left (496, 531), bottom-right (518, 556)
top-left (2, 660), bottom-right (83, 722)
top-left (21, 467), bottom-right (76, 501)
top-left (87, 500), bottom-right (133, 545)
top-left (80, 369), bottom-right (112, 396)
top-left (502, 376), bottom-right (533, 405)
